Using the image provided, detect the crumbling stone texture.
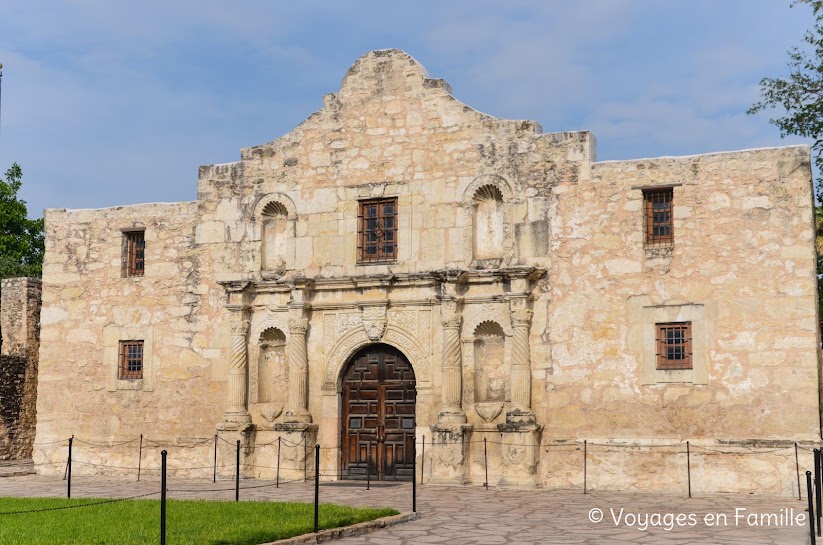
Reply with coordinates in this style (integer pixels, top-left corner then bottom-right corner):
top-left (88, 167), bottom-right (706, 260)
top-left (0, 277), bottom-right (42, 460)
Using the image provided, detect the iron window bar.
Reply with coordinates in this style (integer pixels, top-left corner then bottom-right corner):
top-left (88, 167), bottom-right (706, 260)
top-left (124, 231), bottom-right (145, 277)
top-left (655, 322), bottom-right (692, 370)
top-left (357, 198), bottom-right (398, 263)
top-left (643, 188), bottom-right (673, 246)
top-left (118, 340), bottom-right (144, 379)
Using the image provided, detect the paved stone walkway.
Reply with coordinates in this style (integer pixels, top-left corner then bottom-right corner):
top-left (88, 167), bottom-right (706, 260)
top-left (0, 475), bottom-right (813, 544)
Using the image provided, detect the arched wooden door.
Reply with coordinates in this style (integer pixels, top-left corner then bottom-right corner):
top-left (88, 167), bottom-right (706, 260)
top-left (342, 345), bottom-right (416, 481)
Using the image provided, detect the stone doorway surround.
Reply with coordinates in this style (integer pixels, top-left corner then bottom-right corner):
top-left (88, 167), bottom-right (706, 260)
top-left (320, 316), bottom-right (432, 484)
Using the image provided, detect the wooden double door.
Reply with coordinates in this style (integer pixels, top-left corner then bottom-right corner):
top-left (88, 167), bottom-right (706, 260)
top-left (342, 345), bottom-right (416, 481)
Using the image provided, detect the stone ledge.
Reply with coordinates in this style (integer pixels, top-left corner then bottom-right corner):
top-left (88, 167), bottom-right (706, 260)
top-left (261, 511), bottom-right (419, 545)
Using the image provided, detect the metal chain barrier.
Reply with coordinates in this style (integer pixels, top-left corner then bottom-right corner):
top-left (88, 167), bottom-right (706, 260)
top-left (0, 491), bottom-right (161, 516)
top-left (32, 431), bottom-right (823, 502)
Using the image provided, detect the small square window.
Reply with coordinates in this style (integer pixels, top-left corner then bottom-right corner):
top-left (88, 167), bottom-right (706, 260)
top-left (118, 340), bottom-right (144, 379)
top-left (643, 188), bottom-right (673, 246)
top-left (123, 231), bottom-right (145, 277)
top-left (357, 198), bottom-right (398, 263)
top-left (655, 322), bottom-right (692, 370)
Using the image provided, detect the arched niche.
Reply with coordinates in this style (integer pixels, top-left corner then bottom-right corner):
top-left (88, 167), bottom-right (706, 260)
top-left (472, 321), bottom-right (507, 403)
top-left (252, 193), bottom-right (297, 277)
top-left (460, 175), bottom-right (515, 268)
top-left (472, 185), bottom-right (505, 260)
top-left (323, 326), bottom-right (431, 392)
top-left (248, 317), bottom-right (290, 405)
top-left (256, 327), bottom-right (287, 405)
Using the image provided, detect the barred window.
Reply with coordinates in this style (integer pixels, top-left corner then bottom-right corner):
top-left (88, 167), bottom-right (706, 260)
top-left (357, 198), bottom-right (398, 263)
top-left (643, 188), bottom-right (673, 245)
top-left (124, 231), bottom-right (145, 277)
top-left (655, 322), bottom-right (692, 370)
top-left (118, 341), bottom-right (144, 379)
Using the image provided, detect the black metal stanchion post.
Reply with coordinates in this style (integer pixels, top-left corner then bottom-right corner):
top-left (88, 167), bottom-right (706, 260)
top-left (137, 434), bottom-right (143, 482)
top-left (483, 437), bottom-right (489, 490)
top-left (366, 442), bottom-right (372, 491)
top-left (235, 440), bottom-right (241, 502)
top-left (686, 441), bottom-right (691, 498)
top-left (421, 435), bottom-right (425, 486)
top-left (213, 434), bottom-right (217, 483)
top-left (67, 436), bottom-right (73, 499)
top-left (160, 450), bottom-right (167, 545)
top-left (276, 437), bottom-right (281, 488)
top-left (796, 442), bottom-right (802, 500)
top-left (412, 446), bottom-right (417, 513)
top-left (314, 444), bottom-right (320, 533)
top-left (815, 448), bottom-right (821, 536)
top-left (304, 436), bottom-right (308, 483)
top-left (808, 471), bottom-right (817, 545)
top-left (583, 439), bottom-right (587, 495)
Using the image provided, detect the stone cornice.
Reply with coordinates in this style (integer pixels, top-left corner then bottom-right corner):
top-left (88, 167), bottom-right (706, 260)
top-left (245, 267), bottom-right (546, 294)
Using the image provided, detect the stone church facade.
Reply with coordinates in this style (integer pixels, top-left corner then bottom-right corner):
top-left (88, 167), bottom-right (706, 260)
top-left (33, 50), bottom-right (821, 493)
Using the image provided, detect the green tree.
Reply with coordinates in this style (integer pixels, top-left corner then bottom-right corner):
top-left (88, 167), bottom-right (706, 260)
top-left (0, 163), bottom-right (44, 278)
top-left (748, 0), bottom-right (823, 197)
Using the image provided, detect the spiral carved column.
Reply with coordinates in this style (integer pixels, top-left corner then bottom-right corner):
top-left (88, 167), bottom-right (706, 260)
top-left (507, 306), bottom-right (536, 425)
top-left (437, 299), bottom-right (466, 425)
top-left (223, 314), bottom-right (252, 425)
top-left (284, 317), bottom-right (311, 423)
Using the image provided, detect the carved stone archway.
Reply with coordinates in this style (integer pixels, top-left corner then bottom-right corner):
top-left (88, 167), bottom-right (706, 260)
top-left (323, 325), bottom-right (431, 392)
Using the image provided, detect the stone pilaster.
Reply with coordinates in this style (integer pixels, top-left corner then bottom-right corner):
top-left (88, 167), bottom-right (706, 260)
top-left (429, 424), bottom-right (471, 484)
top-left (497, 426), bottom-right (542, 488)
top-left (506, 298), bottom-right (536, 426)
top-left (284, 285), bottom-right (312, 424)
top-left (223, 311), bottom-right (252, 426)
top-left (497, 288), bottom-right (541, 488)
top-left (510, 308), bottom-right (533, 410)
top-left (438, 298), bottom-right (466, 425)
top-left (283, 317), bottom-right (311, 423)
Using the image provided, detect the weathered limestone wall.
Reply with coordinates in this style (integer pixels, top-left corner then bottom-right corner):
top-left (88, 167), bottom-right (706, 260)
top-left (31, 49), bottom-right (822, 495)
top-left (535, 145), bottom-right (819, 493)
top-left (196, 49), bottom-right (591, 280)
top-left (0, 277), bottom-right (42, 460)
top-left (33, 202), bottom-right (233, 472)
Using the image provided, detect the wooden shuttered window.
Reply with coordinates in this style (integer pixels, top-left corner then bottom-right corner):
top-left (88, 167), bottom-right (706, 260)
top-left (655, 322), bottom-right (692, 370)
top-left (643, 188), bottom-right (673, 245)
top-left (118, 340), bottom-right (144, 379)
top-left (124, 231), bottom-right (145, 277)
top-left (357, 198), bottom-right (398, 263)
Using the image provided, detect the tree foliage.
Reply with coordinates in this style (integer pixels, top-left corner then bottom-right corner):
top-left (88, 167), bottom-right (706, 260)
top-left (0, 163), bottom-right (44, 278)
top-left (749, 0), bottom-right (823, 198)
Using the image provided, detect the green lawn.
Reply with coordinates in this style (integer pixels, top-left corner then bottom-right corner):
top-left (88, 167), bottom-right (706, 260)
top-left (0, 497), bottom-right (399, 545)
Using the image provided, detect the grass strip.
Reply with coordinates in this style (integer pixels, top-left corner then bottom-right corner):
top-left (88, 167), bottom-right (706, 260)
top-left (0, 497), bottom-right (398, 545)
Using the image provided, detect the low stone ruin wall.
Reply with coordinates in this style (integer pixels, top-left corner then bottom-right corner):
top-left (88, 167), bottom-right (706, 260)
top-left (0, 278), bottom-right (41, 461)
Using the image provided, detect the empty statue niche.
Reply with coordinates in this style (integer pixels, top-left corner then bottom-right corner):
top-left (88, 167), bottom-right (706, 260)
top-left (261, 201), bottom-right (289, 274)
top-left (257, 328), bottom-right (287, 407)
top-left (473, 321), bottom-right (507, 403)
top-left (472, 184), bottom-right (505, 261)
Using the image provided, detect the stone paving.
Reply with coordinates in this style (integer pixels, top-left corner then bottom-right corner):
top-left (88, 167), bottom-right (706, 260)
top-left (0, 475), bottom-right (813, 544)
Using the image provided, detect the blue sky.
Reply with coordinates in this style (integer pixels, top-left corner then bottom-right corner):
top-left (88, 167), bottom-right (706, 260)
top-left (0, 1), bottom-right (813, 217)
